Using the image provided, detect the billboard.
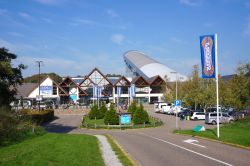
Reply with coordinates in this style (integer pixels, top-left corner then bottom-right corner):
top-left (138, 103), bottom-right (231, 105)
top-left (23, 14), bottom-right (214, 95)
top-left (200, 35), bottom-right (216, 78)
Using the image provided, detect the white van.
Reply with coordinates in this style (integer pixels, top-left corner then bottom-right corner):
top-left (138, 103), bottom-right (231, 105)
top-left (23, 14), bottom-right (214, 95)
top-left (163, 104), bottom-right (174, 114)
top-left (154, 102), bottom-right (168, 113)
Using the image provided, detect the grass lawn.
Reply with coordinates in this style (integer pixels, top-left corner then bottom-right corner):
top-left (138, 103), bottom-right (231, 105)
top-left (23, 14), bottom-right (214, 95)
top-left (174, 116), bottom-right (250, 147)
top-left (0, 133), bottom-right (104, 166)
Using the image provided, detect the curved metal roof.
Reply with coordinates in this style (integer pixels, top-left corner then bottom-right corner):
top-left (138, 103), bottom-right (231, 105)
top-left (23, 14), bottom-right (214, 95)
top-left (124, 50), bottom-right (188, 82)
top-left (124, 51), bottom-right (158, 68)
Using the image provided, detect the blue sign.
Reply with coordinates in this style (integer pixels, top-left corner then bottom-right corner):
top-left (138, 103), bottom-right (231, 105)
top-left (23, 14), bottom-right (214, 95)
top-left (174, 100), bottom-right (181, 107)
top-left (120, 114), bottom-right (131, 125)
top-left (200, 35), bottom-right (216, 78)
top-left (70, 94), bottom-right (77, 102)
top-left (40, 86), bottom-right (52, 95)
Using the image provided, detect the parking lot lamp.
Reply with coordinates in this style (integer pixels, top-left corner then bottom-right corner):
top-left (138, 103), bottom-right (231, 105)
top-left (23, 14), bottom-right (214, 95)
top-left (36, 61), bottom-right (43, 111)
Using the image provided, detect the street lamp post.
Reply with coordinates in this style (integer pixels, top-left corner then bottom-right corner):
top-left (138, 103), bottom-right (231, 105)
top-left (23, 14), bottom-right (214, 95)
top-left (171, 71), bottom-right (178, 129)
top-left (36, 61), bottom-right (43, 111)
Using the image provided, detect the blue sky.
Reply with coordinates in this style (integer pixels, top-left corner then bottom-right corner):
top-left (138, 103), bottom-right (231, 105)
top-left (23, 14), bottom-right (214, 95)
top-left (0, 0), bottom-right (250, 77)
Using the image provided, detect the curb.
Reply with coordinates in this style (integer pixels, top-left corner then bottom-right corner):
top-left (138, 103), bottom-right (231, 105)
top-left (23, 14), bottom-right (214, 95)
top-left (105, 134), bottom-right (138, 166)
top-left (174, 133), bottom-right (250, 150)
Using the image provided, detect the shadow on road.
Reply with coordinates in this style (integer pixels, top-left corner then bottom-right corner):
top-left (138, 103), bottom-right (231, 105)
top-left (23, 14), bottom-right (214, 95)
top-left (43, 122), bottom-right (78, 133)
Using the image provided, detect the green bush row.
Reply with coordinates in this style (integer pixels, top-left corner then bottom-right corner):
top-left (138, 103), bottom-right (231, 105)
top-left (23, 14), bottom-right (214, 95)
top-left (0, 107), bottom-right (46, 147)
top-left (24, 109), bottom-right (54, 125)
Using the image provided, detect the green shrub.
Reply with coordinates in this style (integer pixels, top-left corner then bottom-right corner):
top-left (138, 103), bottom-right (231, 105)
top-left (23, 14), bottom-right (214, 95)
top-left (0, 107), bottom-right (46, 147)
top-left (133, 104), bottom-right (149, 124)
top-left (128, 101), bottom-right (137, 115)
top-left (26, 109), bottom-right (54, 124)
top-left (99, 102), bottom-right (107, 118)
top-left (89, 104), bottom-right (102, 119)
top-left (104, 103), bottom-right (119, 125)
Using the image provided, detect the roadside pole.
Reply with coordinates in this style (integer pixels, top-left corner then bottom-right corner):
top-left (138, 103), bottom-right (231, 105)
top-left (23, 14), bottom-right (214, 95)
top-left (215, 33), bottom-right (220, 138)
top-left (200, 34), bottom-right (219, 138)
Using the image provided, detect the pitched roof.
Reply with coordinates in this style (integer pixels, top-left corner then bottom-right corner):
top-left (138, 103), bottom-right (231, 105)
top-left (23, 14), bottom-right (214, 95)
top-left (15, 83), bottom-right (37, 99)
top-left (147, 75), bottom-right (166, 86)
top-left (114, 76), bottom-right (131, 86)
top-left (79, 68), bottom-right (113, 86)
top-left (131, 76), bottom-right (149, 87)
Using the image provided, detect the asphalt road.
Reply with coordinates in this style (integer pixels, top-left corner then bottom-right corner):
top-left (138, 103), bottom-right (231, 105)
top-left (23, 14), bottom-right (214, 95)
top-left (44, 111), bottom-right (250, 166)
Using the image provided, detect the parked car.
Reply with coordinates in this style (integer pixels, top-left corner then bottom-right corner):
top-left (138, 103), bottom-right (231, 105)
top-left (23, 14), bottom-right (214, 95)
top-left (190, 112), bottom-right (205, 120)
top-left (33, 102), bottom-right (47, 110)
top-left (205, 112), bottom-right (234, 125)
top-left (177, 108), bottom-right (192, 117)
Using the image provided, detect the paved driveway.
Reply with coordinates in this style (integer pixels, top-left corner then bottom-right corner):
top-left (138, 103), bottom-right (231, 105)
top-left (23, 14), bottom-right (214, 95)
top-left (43, 115), bottom-right (83, 133)
top-left (44, 110), bottom-right (250, 166)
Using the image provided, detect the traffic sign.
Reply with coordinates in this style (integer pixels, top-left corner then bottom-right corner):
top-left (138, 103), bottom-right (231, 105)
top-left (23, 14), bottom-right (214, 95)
top-left (174, 100), bottom-right (181, 106)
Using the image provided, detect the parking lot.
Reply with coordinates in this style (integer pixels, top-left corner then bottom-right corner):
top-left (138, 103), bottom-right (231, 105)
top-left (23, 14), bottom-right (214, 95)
top-left (147, 107), bottom-right (216, 131)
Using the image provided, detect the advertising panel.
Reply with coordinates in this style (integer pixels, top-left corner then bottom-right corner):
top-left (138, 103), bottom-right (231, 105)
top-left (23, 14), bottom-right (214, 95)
top-left (200, 35), bottom-right (216, 78)
top-left (40, 86), bottom-right (52, 95)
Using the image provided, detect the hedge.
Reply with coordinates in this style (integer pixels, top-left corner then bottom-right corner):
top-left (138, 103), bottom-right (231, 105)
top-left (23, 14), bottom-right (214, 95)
top-left (26, 109), bottom-right (54, 125)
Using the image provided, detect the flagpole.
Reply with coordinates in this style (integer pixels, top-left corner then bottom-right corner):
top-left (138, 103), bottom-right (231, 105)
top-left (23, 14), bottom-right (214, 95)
top-left (215, 33), bottom-right (219, 138)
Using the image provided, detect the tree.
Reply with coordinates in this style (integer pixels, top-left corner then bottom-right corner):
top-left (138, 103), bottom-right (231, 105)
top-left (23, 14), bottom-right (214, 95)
top-left (0, 48), bottom-right (26, 106)
top-left (89, 104), bottom-right (102, 119)
top-left (133, 103), bottom-right (149, 124)
top-left (128, 101), bottom-right (137, 115)
top-left (24, 73), bottom-right (62, 83)
top-left (99, 101), bottom-right (107, 118)
top-left (104, 103), bottom-right (119, 125)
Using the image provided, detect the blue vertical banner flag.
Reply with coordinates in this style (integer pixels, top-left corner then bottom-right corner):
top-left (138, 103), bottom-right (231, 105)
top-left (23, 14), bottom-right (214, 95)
top-left (117, 87), bottom-right (121, 98)
top-left (97, 86), bottom-right (102, 98)
top-left (200, 35), bottom-right (216, 78)
top-left (93, 85), bottom-right (98, 98)
top-left (128, 87), bottom-right (131, 98)
top-left (131, 84), bottom-right (136, 97)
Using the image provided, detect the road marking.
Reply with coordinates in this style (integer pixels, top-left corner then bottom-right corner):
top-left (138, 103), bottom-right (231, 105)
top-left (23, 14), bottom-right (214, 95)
top-left (183, 139), bottom-right (206, 148)
top-left (138, 132), bottom-right (233, 166)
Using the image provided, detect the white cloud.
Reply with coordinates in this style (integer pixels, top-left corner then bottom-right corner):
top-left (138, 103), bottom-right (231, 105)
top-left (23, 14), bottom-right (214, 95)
top-left (203, 22), bottom-right (215, 28)
top-left (107, 9), bottom-right (119, 18)
top-left (111, 34), bottom-right (125, 45)
top-left (0, 38), bottom-right (38, 52)
top-left (245, 2), bottom-right (250, 8)
top-left (70, 18), bottom-right (127, 29)
top-left (170, 37), bottom-right (186, 44)
top-left (244, 17), bottom-right (250, 36)
top-left (34, 0), bottom-right (59, 5)
top-left (0, 9), bottom-right (8, 16)
top-left (41, 17), bottom-right (53, 23)
top-left (71, 18), bottom-right (96, 26)
top-left (18, 12), bottom-right (32, 20)
top-left (8, 32), bottom-right (24, 37)
top-left (180, 0), bottom-right (201, 6)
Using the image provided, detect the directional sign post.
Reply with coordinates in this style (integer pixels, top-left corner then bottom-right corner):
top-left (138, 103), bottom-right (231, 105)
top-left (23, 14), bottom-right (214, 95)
top-left (174, 100), bottom-right (181, 129)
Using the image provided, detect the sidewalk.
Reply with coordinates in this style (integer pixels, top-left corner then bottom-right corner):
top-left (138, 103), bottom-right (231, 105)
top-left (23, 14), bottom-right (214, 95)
top-left (95, 135), bottom-right (122, 166)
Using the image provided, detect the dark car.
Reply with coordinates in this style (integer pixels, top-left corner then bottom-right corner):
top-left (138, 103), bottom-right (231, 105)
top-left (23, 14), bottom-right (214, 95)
top-left (178, 108), bottom-right (192, 117)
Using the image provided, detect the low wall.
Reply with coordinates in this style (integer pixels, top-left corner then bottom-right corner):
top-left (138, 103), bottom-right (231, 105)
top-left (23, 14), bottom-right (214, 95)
top-left (54, 108), bottom-right (89, 115)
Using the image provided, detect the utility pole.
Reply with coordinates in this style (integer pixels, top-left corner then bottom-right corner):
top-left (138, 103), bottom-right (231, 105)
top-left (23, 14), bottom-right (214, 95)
top-left (36, 61), bottom-right (43, 111)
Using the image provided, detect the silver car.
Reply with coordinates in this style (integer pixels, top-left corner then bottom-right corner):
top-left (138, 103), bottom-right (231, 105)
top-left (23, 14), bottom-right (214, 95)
top-left (205, 112), bottom-right (234, 125)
